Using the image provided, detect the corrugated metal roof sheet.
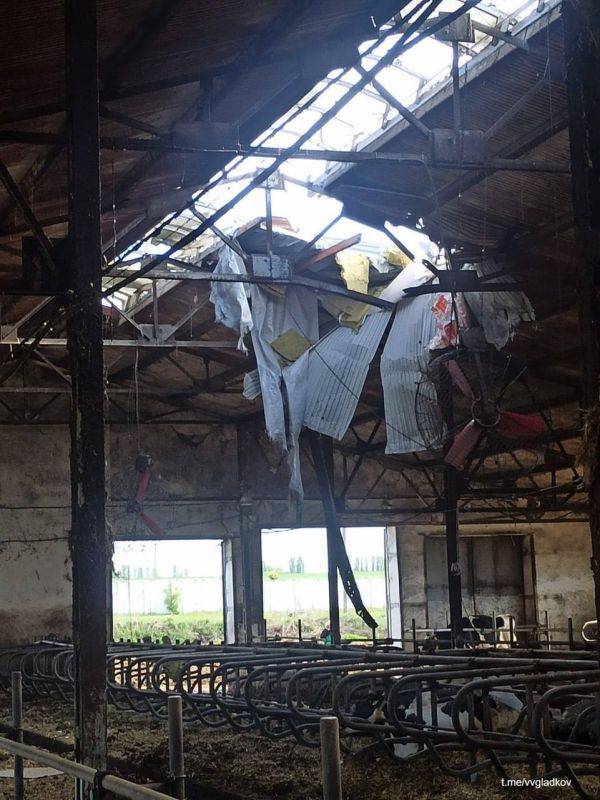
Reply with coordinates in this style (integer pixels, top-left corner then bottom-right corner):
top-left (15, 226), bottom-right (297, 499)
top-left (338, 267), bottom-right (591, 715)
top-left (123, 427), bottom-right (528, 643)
top-left (303, 309), bottom-right (392, 439)
top-left (381, 294), bottom-right (440, 454)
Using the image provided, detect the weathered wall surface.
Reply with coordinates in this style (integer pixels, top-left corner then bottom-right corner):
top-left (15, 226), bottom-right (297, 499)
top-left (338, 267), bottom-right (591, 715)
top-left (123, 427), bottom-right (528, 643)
top-left (0, 423), bottom-right (594, 645)
top-left (0, 421), bottom-right (409, 644)
top-left (532, 523), bottom-right (593, 638)
top-left (0, 429), bottom-right (71, 645)
top-left (396, 521), bottom-right (594, 643)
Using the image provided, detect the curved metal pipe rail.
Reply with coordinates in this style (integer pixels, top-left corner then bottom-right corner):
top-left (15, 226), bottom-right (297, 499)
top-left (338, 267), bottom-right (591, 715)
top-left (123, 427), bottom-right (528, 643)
top-left (1, 641), bottom-right (599, 797)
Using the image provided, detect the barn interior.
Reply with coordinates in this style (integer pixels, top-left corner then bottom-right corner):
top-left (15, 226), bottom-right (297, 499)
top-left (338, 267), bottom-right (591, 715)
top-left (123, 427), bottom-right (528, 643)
top-left (0, 1), bottom-right (600, 799)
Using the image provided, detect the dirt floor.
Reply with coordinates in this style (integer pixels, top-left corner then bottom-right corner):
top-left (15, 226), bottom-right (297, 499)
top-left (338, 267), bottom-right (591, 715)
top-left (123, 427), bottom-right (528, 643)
top-left (0, 696), bottom-right (595, 800)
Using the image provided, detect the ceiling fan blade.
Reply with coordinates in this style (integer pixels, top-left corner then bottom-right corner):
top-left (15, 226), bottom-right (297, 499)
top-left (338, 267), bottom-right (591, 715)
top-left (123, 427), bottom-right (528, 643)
top-left (445, 421), bottom-right (482, 469)
top-left (139, 511), bottom-right (164, 537)
top-left (135, 470), bottom-right (151, 504)
top-left (497, 411), bottom-right (545, 439)
top-left (445, 359), bottom-right (475, 400)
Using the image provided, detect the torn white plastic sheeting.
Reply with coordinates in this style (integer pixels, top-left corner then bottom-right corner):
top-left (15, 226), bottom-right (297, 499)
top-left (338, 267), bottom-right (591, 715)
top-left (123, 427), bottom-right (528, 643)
top-left (209, 247), bottom-right (252, 351)
top-left (377, 258), bottom-right (435, 303)
top-left (250, 284), bottom-right (319, 448)
top-left (381, 293), bottom-right (440, 455)
top-left (282, 351), bottom-right (310, 496)
top-left (302, 309), bottom-right (392, 440)
top-left (464, 259), bottom-right (535, 349)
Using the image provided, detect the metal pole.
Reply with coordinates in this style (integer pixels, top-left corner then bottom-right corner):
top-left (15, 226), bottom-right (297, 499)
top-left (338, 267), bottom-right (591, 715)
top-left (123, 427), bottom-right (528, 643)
top-left (444, 467), bottom-right (464, 647)
top-left (452, 41), bottom-right (462, 136)
top-left (568, 617), bottom-right (575, 649)
top-left (309, 435), bottom-right (341, 645)
top-left (412, 618), bottom-right (417, 653)
top-left (65, 0), bottom-right (108, 794)
top-left (564, 0), bottom-right (600, 667)
top-left (320, 717), bottom-right (342, 800)
top-left (168, 696), bottom-right (185, 800)
top-left (12, 671), bottom-right (23, 800)
top-left (0, 735), bottom-right (176, 800)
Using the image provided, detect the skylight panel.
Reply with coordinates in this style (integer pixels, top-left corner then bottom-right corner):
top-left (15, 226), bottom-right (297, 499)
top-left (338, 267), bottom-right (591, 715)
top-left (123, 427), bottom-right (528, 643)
top-left (112, 0), bottom-right (557, 277)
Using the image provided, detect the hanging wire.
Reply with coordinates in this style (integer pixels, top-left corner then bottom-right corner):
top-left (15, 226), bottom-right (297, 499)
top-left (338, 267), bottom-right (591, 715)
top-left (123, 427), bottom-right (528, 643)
top-left (133, 348), bottom-right (141, 450)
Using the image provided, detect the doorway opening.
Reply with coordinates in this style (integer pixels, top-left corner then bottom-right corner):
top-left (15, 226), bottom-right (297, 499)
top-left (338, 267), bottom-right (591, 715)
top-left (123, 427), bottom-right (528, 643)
top-left (112, 538), bottom-right (224, 643)
top-left (261, 527), bottom-right (388, 641)
top-left (424, 534), bottom-right (535, 629)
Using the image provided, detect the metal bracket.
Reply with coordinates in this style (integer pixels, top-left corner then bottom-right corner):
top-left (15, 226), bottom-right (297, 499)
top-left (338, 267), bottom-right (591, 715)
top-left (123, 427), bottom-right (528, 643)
top-left (137, 323), bottom-right (177, 343)
top-left (0, 326), bottom-right (19, 344)
top-left (431, 129), bottom-right (488, 164)
top-left (251, 254), bottom-right (292, 280)
top-left (432, 12), bottom-right (474, 43)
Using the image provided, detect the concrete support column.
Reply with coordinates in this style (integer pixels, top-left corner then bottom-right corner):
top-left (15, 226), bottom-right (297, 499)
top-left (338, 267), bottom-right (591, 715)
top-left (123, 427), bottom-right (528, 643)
top-left (239, 501), bottom-right (264, 643)
top-left (397, 525), bottom-right (428, 643)
top-left (222, 539), bottom-right (237, 644)
top-left (384, 527), bottom-right (402, 641)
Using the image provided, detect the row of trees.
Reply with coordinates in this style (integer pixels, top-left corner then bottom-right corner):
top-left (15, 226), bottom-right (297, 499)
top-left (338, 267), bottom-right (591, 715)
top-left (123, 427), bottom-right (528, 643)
top-left (354, 556), bottom-right (385, 572)
top-left (117, 565), bottom-right (190, 579)
top-left (264, 556), bottom-right (385, 576)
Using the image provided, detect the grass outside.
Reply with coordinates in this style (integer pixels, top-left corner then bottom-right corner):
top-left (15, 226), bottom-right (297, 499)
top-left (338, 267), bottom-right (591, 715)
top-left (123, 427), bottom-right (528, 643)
top-left (113, 611), bottom-right (224, 643)
top-left (265, 607), bottom-right (387, 640)
top-left (113, 607), bottom-right (388, 643)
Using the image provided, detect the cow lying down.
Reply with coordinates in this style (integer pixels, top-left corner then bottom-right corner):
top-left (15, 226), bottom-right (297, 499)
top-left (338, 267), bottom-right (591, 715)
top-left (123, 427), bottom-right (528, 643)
top-left (350, 684), bottom-right (524, 759)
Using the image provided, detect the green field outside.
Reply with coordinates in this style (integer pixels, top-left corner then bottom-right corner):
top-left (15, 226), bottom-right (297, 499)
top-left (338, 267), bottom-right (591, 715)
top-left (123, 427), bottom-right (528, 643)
top-left (113, 607), bottom-right (387, 643)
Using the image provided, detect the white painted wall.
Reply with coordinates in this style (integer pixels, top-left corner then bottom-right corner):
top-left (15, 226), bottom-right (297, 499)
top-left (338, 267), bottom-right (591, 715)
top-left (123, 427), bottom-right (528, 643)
top-left (263, 576), bottom-right (385, 612)
top-left (113, 576), bottom-right (223, 614)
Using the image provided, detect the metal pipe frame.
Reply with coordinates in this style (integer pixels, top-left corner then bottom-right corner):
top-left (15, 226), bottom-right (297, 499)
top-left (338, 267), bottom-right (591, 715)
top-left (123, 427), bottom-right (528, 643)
top-left (0, 735), bottom-right (178, 800)
top-left (0, 130), bottom-right (572, 173)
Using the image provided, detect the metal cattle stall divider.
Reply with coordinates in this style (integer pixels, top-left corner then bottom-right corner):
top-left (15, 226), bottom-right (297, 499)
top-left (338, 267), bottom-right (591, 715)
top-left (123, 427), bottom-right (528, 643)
top-left (1, 641), bottom-right (599, 798)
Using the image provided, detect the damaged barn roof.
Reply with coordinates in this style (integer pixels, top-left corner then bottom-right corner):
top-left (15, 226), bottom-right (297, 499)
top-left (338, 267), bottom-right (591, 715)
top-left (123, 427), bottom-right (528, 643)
top-left (0, 0), bottom-right (586, 524)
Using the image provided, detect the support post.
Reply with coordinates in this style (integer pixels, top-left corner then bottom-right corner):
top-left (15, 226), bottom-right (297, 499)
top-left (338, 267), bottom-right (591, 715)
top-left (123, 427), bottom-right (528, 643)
top-left (444, 467), bottom-right (464, 647)
top-left (451, 41), bottom-right (462, 136)
top-left (320, 717), bottom-right (343, 800)
top-left (563, 0), bottom-right (600, 638)
top-left (309, 434), bottom-right (341, 644)
top-left (239, 499), bottom-right (263, 644)
top-left (384, 527), bottom-right (403, 642)
top-left (12, 671), bottom-right (23, 800)
top-left (236, 425), bottom-right (265, 645)
top-left (65, 0), bottom-right (107, 792)
top-left (221, 540), bottom-right (237, 644)
top-left (168, 695), bottom-right (185, 800)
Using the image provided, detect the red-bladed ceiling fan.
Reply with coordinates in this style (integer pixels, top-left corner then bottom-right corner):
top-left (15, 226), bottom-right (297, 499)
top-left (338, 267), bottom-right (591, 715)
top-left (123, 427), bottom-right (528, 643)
top-left (415, 346), bottom-right (546, 472)
top-left (127, 454), bottom-right (164, 535)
